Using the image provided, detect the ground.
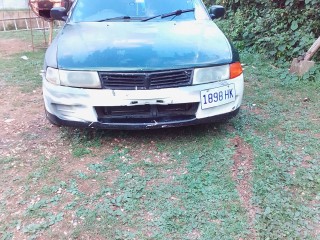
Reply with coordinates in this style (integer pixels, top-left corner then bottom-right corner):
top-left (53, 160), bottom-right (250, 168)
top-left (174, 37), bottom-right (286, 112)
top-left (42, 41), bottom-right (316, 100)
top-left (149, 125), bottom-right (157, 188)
top-left (0, 38), bottom-right (32, 58)
top-left (0, 36), bottom-right (319, 240)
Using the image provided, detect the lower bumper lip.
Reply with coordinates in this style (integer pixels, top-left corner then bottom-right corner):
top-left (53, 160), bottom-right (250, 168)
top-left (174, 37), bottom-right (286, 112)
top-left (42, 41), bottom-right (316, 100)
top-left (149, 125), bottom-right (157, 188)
top-left (45, 108), bottom-right (240, 130)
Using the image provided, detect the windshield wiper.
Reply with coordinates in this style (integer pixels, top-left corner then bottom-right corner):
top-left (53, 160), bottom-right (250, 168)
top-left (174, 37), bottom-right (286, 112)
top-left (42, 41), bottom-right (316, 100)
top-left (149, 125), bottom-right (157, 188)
top-left (141, 8), bottom-right (194, 22)
top-left (97, 16), bottom-right (131, 22)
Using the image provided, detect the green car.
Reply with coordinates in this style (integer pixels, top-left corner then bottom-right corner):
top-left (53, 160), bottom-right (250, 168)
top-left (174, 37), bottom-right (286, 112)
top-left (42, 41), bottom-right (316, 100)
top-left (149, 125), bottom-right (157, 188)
top-left (43, 0), bottom-right (244, 129)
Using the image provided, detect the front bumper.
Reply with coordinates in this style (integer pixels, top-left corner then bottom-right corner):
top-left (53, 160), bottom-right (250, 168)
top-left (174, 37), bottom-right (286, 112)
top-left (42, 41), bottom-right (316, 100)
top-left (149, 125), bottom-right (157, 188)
top-left (45, 107), bottom-right (240, 130)
top-left (43, 74), bottom-right (244, 129)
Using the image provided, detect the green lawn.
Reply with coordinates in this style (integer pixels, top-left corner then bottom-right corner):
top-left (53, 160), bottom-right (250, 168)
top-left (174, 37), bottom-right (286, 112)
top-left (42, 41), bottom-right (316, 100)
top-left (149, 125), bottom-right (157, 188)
top-left (0, 31), bottom-right (319, 240)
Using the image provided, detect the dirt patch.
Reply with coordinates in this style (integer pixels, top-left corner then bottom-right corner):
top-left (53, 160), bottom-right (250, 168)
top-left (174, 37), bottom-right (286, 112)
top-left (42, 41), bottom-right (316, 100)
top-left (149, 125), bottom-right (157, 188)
top-left (241, 104), bottom-right (268, 118)
top-left (230, 135), bottom-right (258, 240)
top-left (1, 86), bottom-right (44, 153)
top-left (290, 153), bottom-right (314, 176)
top-left (0, 82), bottom-right (112, 238)
top-left (314, 133), bottom-right (320, 139)
top-left (0, 38), bottom-right (32, 57)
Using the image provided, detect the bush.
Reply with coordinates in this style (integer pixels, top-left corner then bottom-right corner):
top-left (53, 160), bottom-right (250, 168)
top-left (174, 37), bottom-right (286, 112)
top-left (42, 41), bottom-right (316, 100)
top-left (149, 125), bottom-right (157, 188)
top-left (205, 0), bottom-right (320, 64)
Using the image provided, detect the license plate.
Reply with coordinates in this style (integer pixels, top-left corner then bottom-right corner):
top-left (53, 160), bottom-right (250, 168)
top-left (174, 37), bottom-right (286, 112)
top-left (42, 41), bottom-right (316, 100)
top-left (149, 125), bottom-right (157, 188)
top-left (200, 84), bottom-right (236, 109)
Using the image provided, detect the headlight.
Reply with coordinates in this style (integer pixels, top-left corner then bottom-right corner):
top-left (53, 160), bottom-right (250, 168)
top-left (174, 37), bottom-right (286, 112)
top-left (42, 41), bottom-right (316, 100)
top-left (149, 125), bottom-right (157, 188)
top-left (193, 65), bottom-right (229, 85)
top-left (45, 67), bottom-right (101, 89)
top-left (193, 62), bottom-right (243, 85)
top-left (45, 67), bottom-right (60, 85)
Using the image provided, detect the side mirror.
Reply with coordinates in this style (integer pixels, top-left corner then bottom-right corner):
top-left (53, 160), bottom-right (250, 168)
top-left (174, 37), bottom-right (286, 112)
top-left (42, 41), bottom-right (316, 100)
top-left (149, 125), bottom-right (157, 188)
top-left (209, 5), bottom-right (225, 20)
top-left (50, 7), bottom-right (68, 21)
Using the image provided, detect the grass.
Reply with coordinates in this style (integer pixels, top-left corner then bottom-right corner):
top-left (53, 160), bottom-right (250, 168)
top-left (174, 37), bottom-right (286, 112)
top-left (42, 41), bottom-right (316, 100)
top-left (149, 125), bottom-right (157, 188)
top-left (70, 131), bottom-right (249, 239)
top-left (0, 31), bottom-right (319, 239)
top-left (0, 48), bottom-right (44, 90)
top-left (0, 30), bottom-right (60, 91)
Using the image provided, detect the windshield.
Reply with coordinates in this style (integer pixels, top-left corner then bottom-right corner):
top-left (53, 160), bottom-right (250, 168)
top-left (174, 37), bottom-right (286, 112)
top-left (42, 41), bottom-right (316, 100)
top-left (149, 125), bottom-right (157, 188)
top-left (69, 0), bottom-right (209, 22)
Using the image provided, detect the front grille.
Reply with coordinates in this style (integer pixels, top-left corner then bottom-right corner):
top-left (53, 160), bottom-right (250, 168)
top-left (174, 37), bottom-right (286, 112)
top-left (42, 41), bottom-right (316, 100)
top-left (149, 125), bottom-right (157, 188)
top-left (99, 69), bottom-right (193, 90)
top-left (95, 103), bottom-right (198, 123)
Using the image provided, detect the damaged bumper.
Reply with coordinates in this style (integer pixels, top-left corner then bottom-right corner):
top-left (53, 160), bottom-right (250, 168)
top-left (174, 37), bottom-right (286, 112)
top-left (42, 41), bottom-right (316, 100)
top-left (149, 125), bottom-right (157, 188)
top-left (43, 75), bottom-right (244, 129)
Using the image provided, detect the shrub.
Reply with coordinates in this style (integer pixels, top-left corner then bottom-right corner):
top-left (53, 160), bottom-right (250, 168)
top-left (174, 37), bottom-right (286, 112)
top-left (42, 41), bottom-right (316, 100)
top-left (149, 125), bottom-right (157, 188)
top-left (205, 0), bottom-right (320, 63)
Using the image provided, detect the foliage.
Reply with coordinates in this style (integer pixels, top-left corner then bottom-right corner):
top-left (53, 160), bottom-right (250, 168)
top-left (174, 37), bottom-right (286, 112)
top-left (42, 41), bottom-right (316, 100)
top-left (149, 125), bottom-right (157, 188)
top-left (206, 0), bottom-right (320, 63)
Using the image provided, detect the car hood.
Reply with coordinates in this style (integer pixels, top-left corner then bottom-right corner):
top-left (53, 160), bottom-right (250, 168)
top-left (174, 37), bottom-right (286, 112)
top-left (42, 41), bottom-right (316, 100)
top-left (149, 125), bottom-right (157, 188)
top-left (55, 21), bottom-right (232, 71)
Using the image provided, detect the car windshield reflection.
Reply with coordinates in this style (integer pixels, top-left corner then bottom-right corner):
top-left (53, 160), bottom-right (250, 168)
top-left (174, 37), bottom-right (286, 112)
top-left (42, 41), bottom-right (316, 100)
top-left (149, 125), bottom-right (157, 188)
top-left (70, 0), bottom-right (206, 22)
